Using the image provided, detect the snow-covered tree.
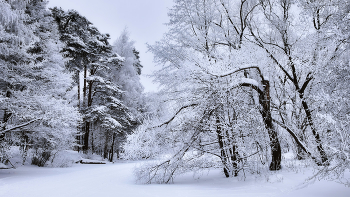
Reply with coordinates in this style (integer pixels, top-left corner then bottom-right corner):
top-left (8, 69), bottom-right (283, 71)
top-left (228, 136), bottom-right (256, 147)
top-left (125, 0), bottom-right (350, 184)
top-left (112, 29), bottom-right (145, 122)
top-left (124, 0), bottom-right (280, 183)
top-left (0, 0), bottom-right (80, 166)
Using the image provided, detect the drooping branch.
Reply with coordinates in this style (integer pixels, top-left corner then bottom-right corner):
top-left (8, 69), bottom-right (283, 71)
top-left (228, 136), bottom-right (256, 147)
top-left (239, 82), bottom-right (264, 97)
top-left (153, 104), bottom-right (199, 128)
top-left (273, 119), bottom-right (322, 165)
top-left (272, 119), bottom-right (310, 155)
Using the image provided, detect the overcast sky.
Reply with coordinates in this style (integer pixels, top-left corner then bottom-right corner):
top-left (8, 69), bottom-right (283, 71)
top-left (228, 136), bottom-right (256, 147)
top-left (47, 0), bottom-right (174, 92)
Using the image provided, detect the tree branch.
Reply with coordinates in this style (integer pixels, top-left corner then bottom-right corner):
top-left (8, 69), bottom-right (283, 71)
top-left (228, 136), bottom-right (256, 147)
top-left (299, 72), bottom-right (313, 95)
top-left (238, 82), bottom-right (264, 96)
top-left (153, 104), bottom-right (199, 128)
top-left (272, 119), bottom-right (322, 165)
top-left (209, 66), bottom-right (266, 82)
top-left (0, 118), bottom-right (42, 136)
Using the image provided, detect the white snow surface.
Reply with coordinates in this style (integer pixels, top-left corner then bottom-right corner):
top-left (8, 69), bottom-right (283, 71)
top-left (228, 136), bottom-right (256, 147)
top-left (238, 78), bottom-right (259, 87)
top-left (0, 162), bottom-right (348, 197)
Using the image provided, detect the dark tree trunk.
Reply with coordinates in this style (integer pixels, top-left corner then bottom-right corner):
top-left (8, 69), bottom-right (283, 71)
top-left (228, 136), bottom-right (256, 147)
top-left (82, 74), bottom-right (94, 153)
top-left (83, 64), bottom-right (87, 105)
top-left (300, 100), bottom-right (328, 164)
top-left (81, 64), bottom-right (88, 152)
top-left (229, 142), bottom-right (239, 176)
top-left (87, 81), bottom-right (93, 106)
top-left (259, 80), bottom-right (282, 171)
top-left (77, 70), bottom-right (81, 108)
top-left (91, 129), bottom-right (94, 153)
top-left (83, 121), bottom-right (90, 153)
top-left (240, 76), bottom-right (282, 171)
top-left (290, 61), bottom-right (328, 165)
top-left (296, 133), bottom-right (306, 160)
top-left (77, 71), bottom-right (81, 152)
top-left (216, 116), bottom-right (230, 178)
top-left (103, 132), bottom-right (109, 159)
top-left (109, 133), bottom-right (116, 162)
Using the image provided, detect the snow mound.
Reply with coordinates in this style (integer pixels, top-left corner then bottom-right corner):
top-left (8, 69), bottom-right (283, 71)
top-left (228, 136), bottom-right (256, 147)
top-left (0, 163), bottom-right (9, 169)
top-left (268, 174), bottom-right (284, 183)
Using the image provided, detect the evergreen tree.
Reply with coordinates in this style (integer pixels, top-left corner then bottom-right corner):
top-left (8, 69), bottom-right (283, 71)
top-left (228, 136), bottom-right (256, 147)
top-left (0, 0), bottom-right (80, 166)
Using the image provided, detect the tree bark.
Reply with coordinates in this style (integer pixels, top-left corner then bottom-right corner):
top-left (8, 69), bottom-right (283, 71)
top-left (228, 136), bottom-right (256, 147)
top-left (82, 71), bottom-right (94, 153)
top-left (300, 99), bottom-right (328, 164)
top-left (259, 80), bottom-right (281, 171)
top-left (83, 121), bottom-right (90, 153)
top-left (103, 131), bottom-right (109, 159)
top-left (76, 70), bottom-right (81, 152)
top-left (216, 115), bottom-right (230, 177)
top-left (83, 64), bottom-right (87, 106)
top-left (216, 113), bottom-right (240, 177)
top-left (109, 132), bottom-right (116, 162)
top-left (240, 79), bottom-right (282, 170)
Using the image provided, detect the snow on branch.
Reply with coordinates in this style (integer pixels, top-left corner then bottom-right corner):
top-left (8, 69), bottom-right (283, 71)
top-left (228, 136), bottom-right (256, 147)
top-left (101, 117), bottom-right (123, 130)
top-left (108, 53), bottom-right (125, 62)
top-left (273, 119), bottom-right (323, 165)
top-left (0, 118), bottom-right (41, 136)
top-left (100, 53), bottom-right (125, 63)
top-left (237, 78), bottom-right (259, 87)
top-left (207, 65), bottom-right (266, 81)
top-left (153, 103), bottom-right (199, 128)
top-left (86, 76), bottom-right (106, 83)
top-left (230, 78), bottom-right (264, 95)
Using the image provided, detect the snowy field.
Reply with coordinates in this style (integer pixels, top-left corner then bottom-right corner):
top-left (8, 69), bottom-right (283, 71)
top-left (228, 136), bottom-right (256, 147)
top-left (0, 162), bottom-right (348, 197)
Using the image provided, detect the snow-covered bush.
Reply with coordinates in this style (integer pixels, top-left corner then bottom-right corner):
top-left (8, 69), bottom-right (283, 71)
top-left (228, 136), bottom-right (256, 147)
top-left (46, 150), bottom-right (82, 168)
top-left (123, 120), bottom-right (170, 160)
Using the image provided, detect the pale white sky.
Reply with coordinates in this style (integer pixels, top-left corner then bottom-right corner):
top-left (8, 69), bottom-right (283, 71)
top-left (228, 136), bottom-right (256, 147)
top-left (47, 0), bottom-right (174, 92)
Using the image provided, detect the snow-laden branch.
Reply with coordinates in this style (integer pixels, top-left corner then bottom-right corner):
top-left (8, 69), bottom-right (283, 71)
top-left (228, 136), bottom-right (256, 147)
top-left (99, 53), bottom-right (125, 63)
top-left (107, 53), bottom-right (125, 62)
top-left (0, 118), bottom-right (42, 136)
top-left (230, 78), bottom-right (264, 95)
top-left (86, 75), bottom-right (106, 83)
top-left (153, 103), bottom-right (199, 128)
top-left (272, 119), bottom-right (311, 154)
top-left (235, 78), bottom-right (259, 87)
top-left (207, 65), bottom-right (266, 81)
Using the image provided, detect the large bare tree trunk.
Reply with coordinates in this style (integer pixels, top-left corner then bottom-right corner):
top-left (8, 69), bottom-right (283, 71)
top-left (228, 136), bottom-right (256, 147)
top-left (259, 80), bottom-right (281, 171)
top-left (241, 78), bottom-right (282, 171)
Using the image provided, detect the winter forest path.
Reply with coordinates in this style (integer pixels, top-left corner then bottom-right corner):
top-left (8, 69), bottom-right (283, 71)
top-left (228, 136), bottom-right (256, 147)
top-left (0, 162), bottom-right (348, 197)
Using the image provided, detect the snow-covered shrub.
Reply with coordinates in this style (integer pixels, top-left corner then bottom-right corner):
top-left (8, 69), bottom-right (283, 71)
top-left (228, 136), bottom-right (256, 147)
top-left (0, 146), bottom-right (28, 167)
top-left (123, 120), bottom-right (170, 160)
top-left (31, 148), bottom-right (52, 167)
top-left (46, 150), bottom-right (82, 168)
top-left (134, 152), bottom-right (220, 184)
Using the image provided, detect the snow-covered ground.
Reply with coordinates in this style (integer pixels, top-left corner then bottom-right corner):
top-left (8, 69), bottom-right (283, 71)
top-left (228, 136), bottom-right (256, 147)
top-left (0, 162), bottom-right (348, 197)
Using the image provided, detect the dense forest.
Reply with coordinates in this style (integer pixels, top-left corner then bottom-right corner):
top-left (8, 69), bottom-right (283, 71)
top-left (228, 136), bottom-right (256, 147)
top-left (1, 0), bottom-right (349, 188)
top-left (0, 0), bottom-right (145, 166)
